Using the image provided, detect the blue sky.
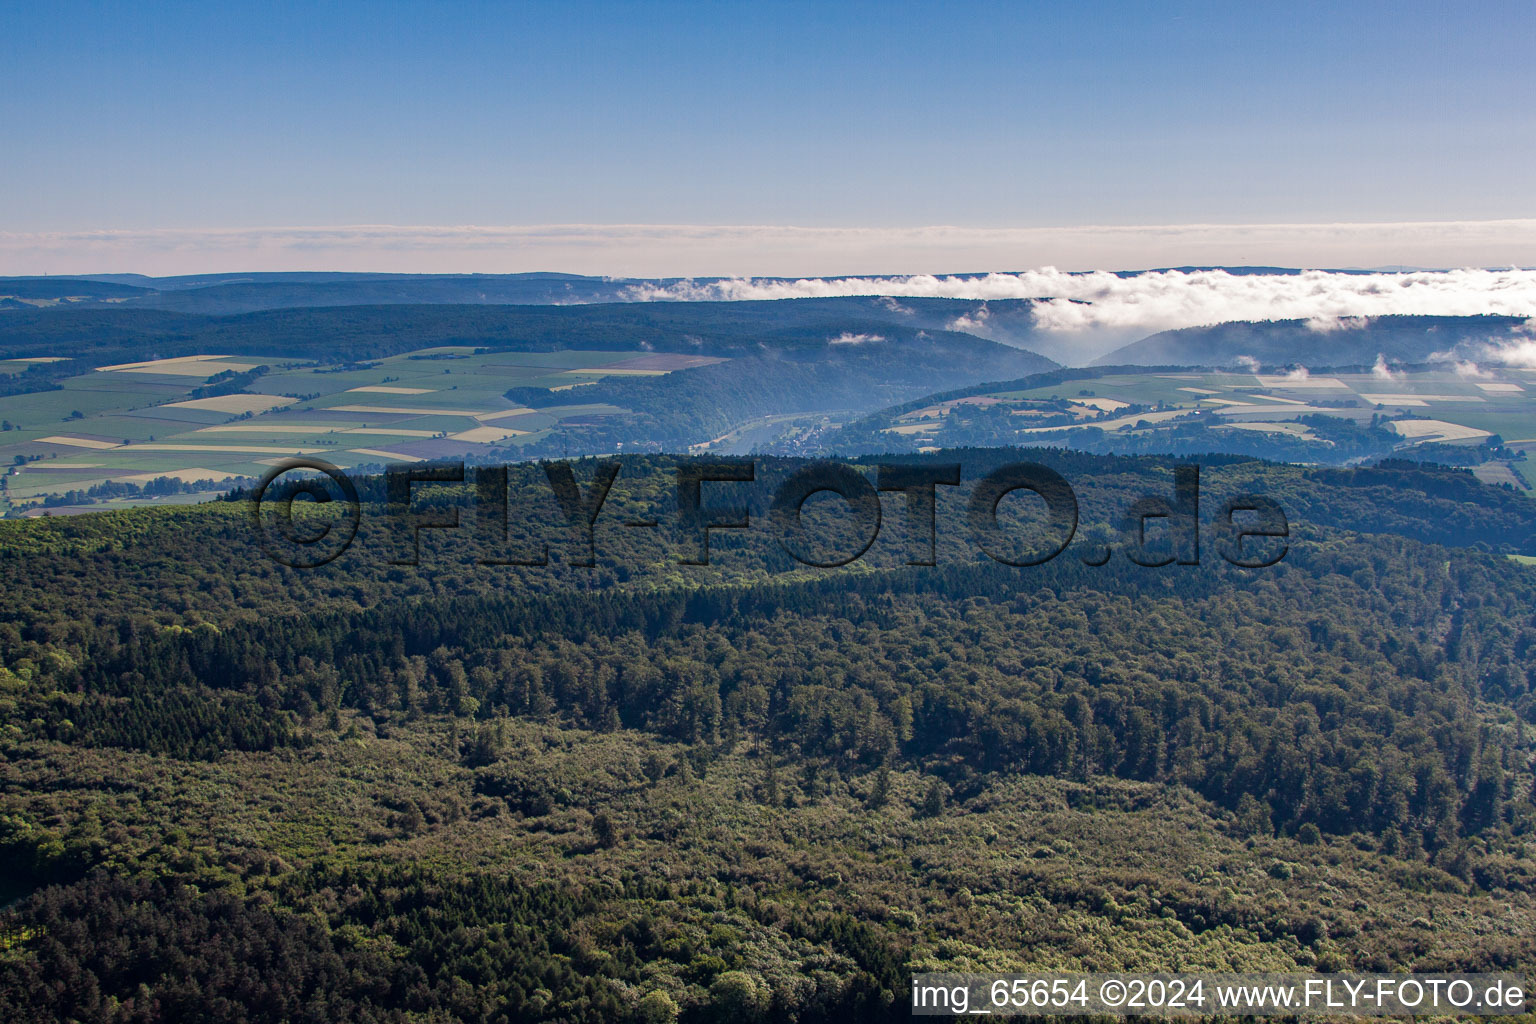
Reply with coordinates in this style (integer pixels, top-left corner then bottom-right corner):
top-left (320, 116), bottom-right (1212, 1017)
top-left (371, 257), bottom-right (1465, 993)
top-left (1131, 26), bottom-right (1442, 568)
top-left (2, 1), bottom-right (1533, 272)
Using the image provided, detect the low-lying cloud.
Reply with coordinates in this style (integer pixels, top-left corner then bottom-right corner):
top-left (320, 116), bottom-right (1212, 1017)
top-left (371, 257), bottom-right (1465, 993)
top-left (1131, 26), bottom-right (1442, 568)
top-left (627, 267), bottom-right (1536, 338)
top-left (1465, 319), bottom-right (1536, 368)
top-left (1307, 315), bottom-right (1372, 333)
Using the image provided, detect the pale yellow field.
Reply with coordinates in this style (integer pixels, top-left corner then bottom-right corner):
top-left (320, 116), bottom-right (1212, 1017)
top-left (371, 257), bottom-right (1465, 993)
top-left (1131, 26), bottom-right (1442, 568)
top-left (339, 428), bottom-right (441, 437)
top-left (1389, 418), bottom-right (1492, 442)
top-left (35, 435), bottom-right (121, 449)
top-left (163, 394), bottom-right (298, 414)
top-left (346, 386), bottom-right (437, 394)
top-left (100, 356), bottom-right (261, 376)
top-left (348, 447), bottom-right (424, 462)
top-left (132, 444), bottom-right (327, 454)
top-left (331, 405), bottom-right (483, 416)
top-left (475, 408), bottom-right (538, 422)
top-left (97, 354), bottom-right (230, 371)
top-left (449, 426), bottom-right (531, 443)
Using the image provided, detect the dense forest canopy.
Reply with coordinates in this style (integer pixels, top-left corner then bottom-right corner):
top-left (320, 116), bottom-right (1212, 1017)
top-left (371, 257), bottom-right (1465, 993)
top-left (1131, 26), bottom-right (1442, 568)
top-left (1, 449), bottom-right (1534, 1019)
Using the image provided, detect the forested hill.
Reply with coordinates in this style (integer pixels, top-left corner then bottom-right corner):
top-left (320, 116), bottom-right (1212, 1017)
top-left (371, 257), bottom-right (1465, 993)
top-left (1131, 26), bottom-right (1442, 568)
top-left (0, 298), bottom-right (1056, 372)
top-left (1096, 315), bottom-right (1528, 368)
top-left (74, 272), bottom-right (640, 310)
top-left (0, 277), bottom-right (155, 305)
top-left (3, 271), bottom-right (1051, 339)
top-left (1, 449), bottom-right (1534, 1020)
top-left (2, 273), bottom-right (639, 311)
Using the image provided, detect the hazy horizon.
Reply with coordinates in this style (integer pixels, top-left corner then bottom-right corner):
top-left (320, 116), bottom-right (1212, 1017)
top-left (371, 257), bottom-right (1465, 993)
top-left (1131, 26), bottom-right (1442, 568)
top-left (5, 219), bottom-right (1536, 279)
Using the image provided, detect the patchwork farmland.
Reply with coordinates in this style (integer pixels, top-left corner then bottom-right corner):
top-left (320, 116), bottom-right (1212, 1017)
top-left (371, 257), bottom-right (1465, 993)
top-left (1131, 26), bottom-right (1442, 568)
top-left (0, 347), bottom-right (717, 515)
top-left (857, 365), bottom-right (1536, 490)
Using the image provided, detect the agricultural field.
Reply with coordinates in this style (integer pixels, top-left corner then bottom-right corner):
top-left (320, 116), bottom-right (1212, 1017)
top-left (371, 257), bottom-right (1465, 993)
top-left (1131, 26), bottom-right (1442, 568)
top-left (0, 347), bottom-right (716, 514)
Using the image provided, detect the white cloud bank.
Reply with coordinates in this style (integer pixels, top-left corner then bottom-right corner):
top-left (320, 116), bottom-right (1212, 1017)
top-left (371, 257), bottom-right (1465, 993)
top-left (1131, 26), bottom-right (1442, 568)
top-left (628, 266), bottom-right (1536, 337)
top-left (1469, 319), bottom-right (1536, 368)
